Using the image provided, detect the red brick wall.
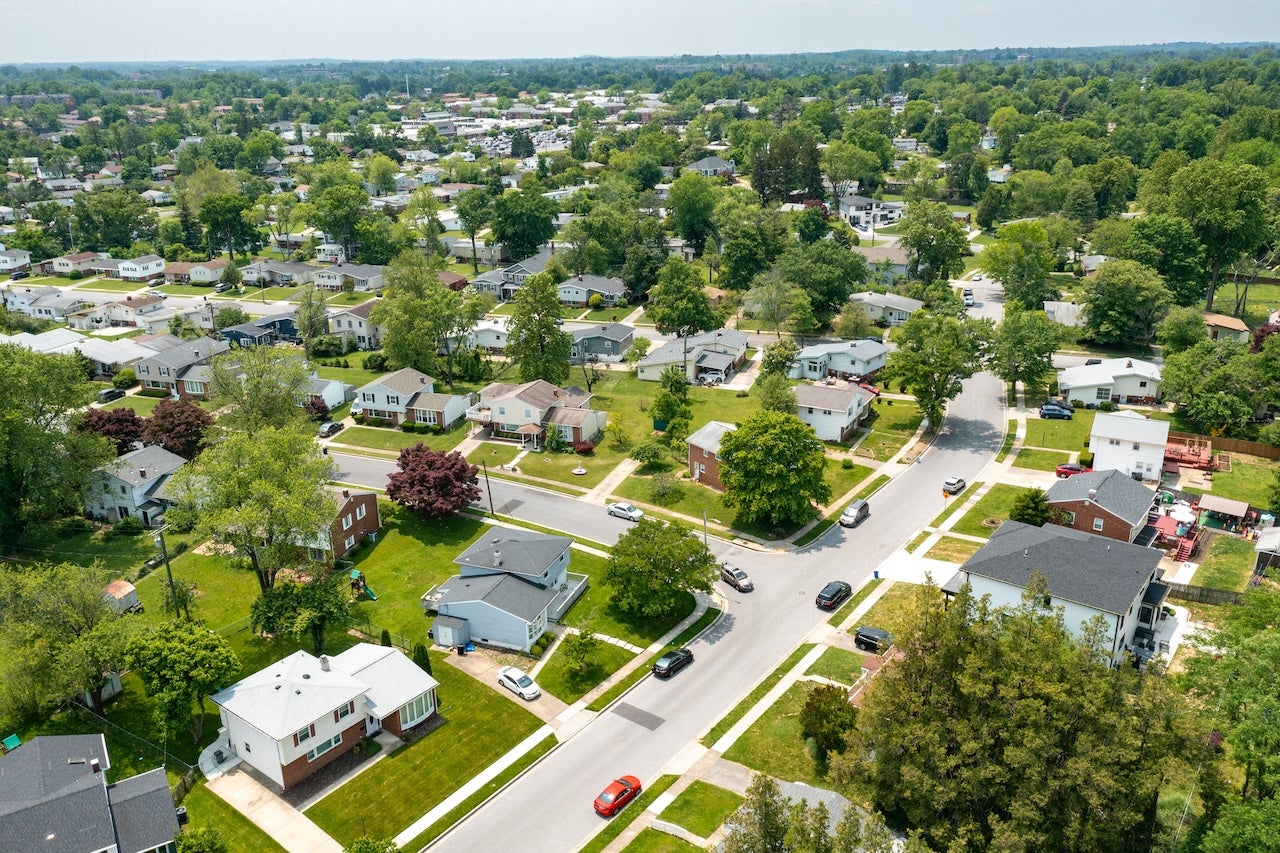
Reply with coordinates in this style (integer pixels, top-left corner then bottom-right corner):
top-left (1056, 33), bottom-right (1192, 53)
top-left (279, 718), bottom-right (365, 789)
top-left (1048, 499), bottom-right (1133, 543)
top-left (329, 493), bottom-right (382, 560)
top-left (689, 447), bottom-right (725, 491)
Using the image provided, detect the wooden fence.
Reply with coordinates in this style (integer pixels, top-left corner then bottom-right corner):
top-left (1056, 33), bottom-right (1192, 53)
top-left (1169, 431), bottom-right (1280, 462)
top-left (1164, 582), bottom-right (1243, 606)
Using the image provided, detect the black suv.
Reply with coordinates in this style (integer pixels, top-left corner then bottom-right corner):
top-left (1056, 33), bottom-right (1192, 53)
top-left (854, 626), bottom-right (893, 653)
top-left (816, 580), bottom-right (852, 609)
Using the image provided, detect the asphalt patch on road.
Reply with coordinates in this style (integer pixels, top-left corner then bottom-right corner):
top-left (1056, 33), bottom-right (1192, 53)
top-left (612, 702), bottom-right (665, 731)
top-left (498, 498), bottom-right (524, 514)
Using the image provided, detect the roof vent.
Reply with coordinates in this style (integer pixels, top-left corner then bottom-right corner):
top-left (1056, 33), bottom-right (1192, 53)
top-left (1126, 360), bottom-right (1133, 367)
top-left (1088, 489), bottom-right (1097, 501)
top-left (1023, 549), bottom-right (1029, 557)
top-left (275, 685), bottom-right (281, 690)
top-left (68, 757), bottom-right (86, 765)
top-left (302, 673), bottom-right (311, 679)
top-left (493, 548), bottom-right (502, 566)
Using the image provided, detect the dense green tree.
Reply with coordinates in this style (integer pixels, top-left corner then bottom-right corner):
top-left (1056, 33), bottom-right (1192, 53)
top-left (250, 571), bottom-right (353, 656)
top-left (209, 347), bottom-right (312, 436)
top-left (603, 519), bottom-right (716, 619)
top-left (898, 199), bottom-right (969, 283)
top-left (755, 372), bottom-right (798, 414)
top-left (760, 338), bottom-right (800, 377)
top-left (76, 407), bottom-right (144, 456)
top-left (1119, 213), bottom-right (1207, 307)
top-left (127, 621), bottom-right (239, 744)
top-left (71, 188), bottom-right (158, 252)
top-left (887, 312), bottom-right (994, 431)
top-left (982, 220), bottom-right (1057, 310)
top-left (745, 270), bottom-right (805, 336)
top-left (506, 271), bottom-right (572, 385)
top-left (772, 240), bottom-right (868, 324)
top-left (990, 306), bottom-right (1060, 396)
top-left (668, 171), bottom-right (717, 254)
top-left (723, 774), bottom-right (790, 853)
top-left (311, 184), bottom-right (370, 258)
top-left (799, 683), bottom-right (859, 760)
top-left (168, 426), bottom-right (335, 594)
top-left (1079, 259), bottom-right (1171, 348)
top-left (454, 188), bottom-right (494, 274)
top-left (199, 193), bottom-right (256, 258)
top-left (0, 346), bottom-right (114, 542)
top-left (177, 826), bottom-right (228, 853)
top-left (213, 307), bottom-right (251, 330)
top-left (646, 258), bottom-right (719, 338)
top-left (1156, 305), bottom-right (1210, 355)
top-left (1009, 488), bottom-right (1051, 526)
top-left (720, 411), bottom-right (830, 527)
top-left (492, 190), bottom-right (558, 260)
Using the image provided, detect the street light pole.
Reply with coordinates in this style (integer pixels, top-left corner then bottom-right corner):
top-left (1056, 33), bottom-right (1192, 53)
top-left (481, 461), bottom-right (496, 515)
top-left (153, 525), bottom-right (190, 621)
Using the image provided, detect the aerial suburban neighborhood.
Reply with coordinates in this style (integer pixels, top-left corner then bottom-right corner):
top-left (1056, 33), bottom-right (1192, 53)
top-left (3, 28), bottom-right (1280, 853)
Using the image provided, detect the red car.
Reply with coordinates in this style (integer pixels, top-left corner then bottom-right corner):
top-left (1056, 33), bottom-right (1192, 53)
top-left (1056, 463), bottom-right (1092, 478)
top-left (857, 381), bottom-right (881, 397)
top-left (594, 775), bottom-right (643, 816)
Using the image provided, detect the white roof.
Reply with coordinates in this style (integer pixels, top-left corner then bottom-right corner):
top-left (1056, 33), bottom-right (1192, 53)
top-left (687, 420), bottom-right (737, 454)
top-left (329, 644), bottom-right (438, 719)
top-left (211, 649), bottom-right (367, 740)
top-left (1255, 526), bottom-right (1280, 554)
top-left (1090, 410), bottom-right (1170, 445)
top-left (0, 327), bottom-right (84, 352)
top-left (796, 339), bottom-right (888, 362)
top-left (1058, 357), bottom-right (1161, 390)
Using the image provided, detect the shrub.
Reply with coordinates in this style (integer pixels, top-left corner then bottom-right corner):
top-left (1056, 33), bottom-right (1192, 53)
top-left (112, 369), bottom-right (137, 389)
top-left (401, 422), bottom-right (416, 432)
top-left (67, 270), bottom-right (84, 281)
top-left (649, 472), bottom-right (682, 504)
top-left (58, 517), bottom-right (93, 537)
top-left (1097, 400), bottom-right (1117, 412)
top-left (353, 414), bottom-right (365, 425)
top-left (841, 458), bottom-right (855, 469)
top-left (109, 516), bottom-right (146, 538)
top-left (574, 440), bottom-right (595, 454)
top-left (380, 629), bottom-right (392, 647)
top-left (588, 293), bottom-right (604, 309)
top-left (736, 389), bottom-right (749, 398)
top-left (363, 352), bottom-right (389, 371)
top-left (341, 359), bottom-right (350, 368)
top-left (138, 388), bottom-right (169, 398)
top-left (1070, 399), bottom-right (1085, 409)
top-left (170, 541), bottom-right (189, 558)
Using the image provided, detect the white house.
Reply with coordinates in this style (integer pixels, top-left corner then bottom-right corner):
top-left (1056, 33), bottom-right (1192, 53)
top-left (942, 521), bottom-right (1170, 665)
top-left (465, 379), bottom-right (606, 448)
top-left (211, 645), bottom-right (439, 790)
top-left (849, 291), bottom-right (923, 326)
top-left (0, 246), bottom-right (33, 273)
top-left (1, 284), bottom-right (90, 321)
top-left (189, 258), bottom-right (230, 284)
top-left (1089, 410), bottom-right (1169, 483)
top-left (328, 302), bottom-right (380, 350)
top-left (314, 263), bottom-right (385, 293)
top-left (788, 339), bottom-right (888, 381)
top-left (794, 383), bottom-right (871, 442)
top-left (1057, 357), bottom-right (1162, 406)
top-left (838, 194), bottom-right (905, 230)
top-left (83, 445), bottom-right (187, 527)
top-left (116, 255), bottom-right (165, 281)
top-left (636, 329), bottom-right (750, 383)
top-left (683, 155), bottom-right (736, 177)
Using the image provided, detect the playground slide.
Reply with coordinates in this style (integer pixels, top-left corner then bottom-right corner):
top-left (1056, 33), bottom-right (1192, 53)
top-left (363, 583), bottom-right (378, 601)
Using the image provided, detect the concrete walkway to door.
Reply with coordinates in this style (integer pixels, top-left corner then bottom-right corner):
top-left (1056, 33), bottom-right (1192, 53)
top-left (205, 767), bottom-right (342, 853)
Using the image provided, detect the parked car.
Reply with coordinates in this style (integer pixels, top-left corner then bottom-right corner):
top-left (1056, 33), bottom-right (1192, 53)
top-left (96, 387), bottom-right (125, 404)
top-left (942, 476), bottom-right (967, 496)
top-left (317, 421), bottom-right (344, 438)
top-left (213, 282), bottom-right (235, 293)
top-left (839, 499), bottom-right (870, 527)
top-left (1056, 462), bottom-right (1092, 478)
top-left (1047, 398), bottom-right (1076, 412)
top-left (497, 666), bottom-right (541, 701)
top-left (147, 278), bottom-right (165, 288)
top-left (972, 273), bottom-right (984, 281)
top-left (700, 370), bottom-right (725, 385)
top-left (594, 775), bottom-right (643, 816)
top-left (607, 503), bottom-right (644, 522)
top-left (720, 564), bottom-right (753, 592)
top-left (963, 293), bottom-right (975, 307)
top-left (349, 400), bottom-right (364, 416)
top-left (1084, 358), bottom-right (1103, 365)
top-left (853, 626), bottom-right (894, 653)
top-left (9, 270), bottom-right (30, 280)
top-left (816, 580), bottom-right (852, 609)
top-left (857, 381), bottom-right (881, 397)
top-left (651, 647), bottom-right (694, 678)
top-left (1039, 404), bottom-right (1073, 420)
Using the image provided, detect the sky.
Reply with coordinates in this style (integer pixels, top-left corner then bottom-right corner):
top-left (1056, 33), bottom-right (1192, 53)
top-left (3, 0), bottom-right (1279, 65)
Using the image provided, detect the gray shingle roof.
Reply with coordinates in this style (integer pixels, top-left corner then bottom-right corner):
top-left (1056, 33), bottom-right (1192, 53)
top-left (141, 336), bottom-right (229, 369)
top-left (0, 735), bottom-right (118, 853)
top-left (686, 420), bottom-right (737, 455)
top-left (454, 530), bottom-right (572, 581)
top-left (960, 521), bottom-right (1161, 616)
top-left (637, 329), bottom-right (749, 368)
top-left (435, 572), bottom-right (558, 622)
top-left (104, 445), bottom-right (188, 487)
top-left (367, 367), bottom-right (434, 396)
top-left (795, 383), bottom-right (864, 411)
top-left (211, 649), bottom-right (367, 740)
top-left (106, 768), bottom-right (180, 853)
top-left (571, 323), bottom-right (633, 343)
top-left (1045, 469), bottom-right (1155, 527)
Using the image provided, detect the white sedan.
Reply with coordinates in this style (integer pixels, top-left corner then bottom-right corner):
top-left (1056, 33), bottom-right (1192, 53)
top-left (497, 666), bottom-right (541, 701)
top-left (607, 503), bottom-right (645, 522)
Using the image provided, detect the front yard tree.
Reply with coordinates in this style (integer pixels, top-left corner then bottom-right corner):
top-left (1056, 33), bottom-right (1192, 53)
top-left (667, 172), bottom-right (717, 255)
top-left (209, 346), bottom-right (313, 436)
top-left (990, 306), bottom-right (1061, 397)
top-left (646, 258), bottom-right (719, 338)
top-left (898, 199), bottom-right (969, 284)
top-left (755, 372), bottom-right (797, 414)
top-left (199, 193), bottom-right (257, 259)
top-left (169, 426), bottom-right (335, 594)
top-left (745, 270), bottom-right (803, 337)
top-left (0, 344), bottom-right (114, 542)
top-left (294, 284), bottom-right (331, 354)
top-left (719, 411), bottom-right (830, 527)
top-left (723, 775), bottom-right (790, 853)
top-left (1009, 488), bottom-right (1051, 526)
top-left (455, 188), bottom-right (494, 274)
top-left (1079, 259), bottom-right (1172, 348)
top-left (142, 398), bottom-right (214, 459)
top-left (1157, 305), bottom-right (1211, 355)
top-left (604, 519), bottom-right (717, 620)
top-left (386, 446), bottom-right (481, 520)
top-left (982, 220), bottom-right (1057, 310)
top-left (127, 621), bottom-right (240, 745)
top-left (76, 407), bottom-right (144, 456)
top-left (760, 338), bottom-right (799, 377)
top-left (887, 311), bottom-right (994, 431)
top-left (250, 570), bottom-right (353, 656)
top-left (506, 271), bottom-right (572, 385)
top-left (491, 190), bottom-right (558, 260)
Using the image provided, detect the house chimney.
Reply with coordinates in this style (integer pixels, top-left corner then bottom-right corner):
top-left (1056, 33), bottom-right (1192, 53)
top-left (90, 759), bottom-right (101, 774)
top-left (139, 469), bottom-right (147, 479)
top-left (342, 489), bottom-right (350, 498)
top-left (1126, 360), bottom-right (1133, 368)
top-left (578, 273), bottom-right (583, 280)
top-left (320, 655), bottom-right (330, 672)
top-left (1088, 489), bottom-right (1097, 501)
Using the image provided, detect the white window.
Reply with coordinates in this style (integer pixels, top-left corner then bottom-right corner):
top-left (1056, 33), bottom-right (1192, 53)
top-left (159, 367), bottom-right (170, 377)
top-left (1095, 387), bottom-right (1110, 400)
top-left (296, 725), bottom-right (313, 744)
top-left (399, 692), bottom-right (433, 728)
top-left (306, 731), bottom-right (341, 762)
top-left (387, 395), bottom-right (399, 405)
top-left (342, 514), bottom-right (352, 530)
top-left (1063, 511), bottom-right (1076, 524)
top-left (362, 393), bottom-right (375, 402)
top-left (1093, 518), bottom-right (1105, 532)
top-left (1139, 381), bottom-right (1147, 388)
top-left (498, 406), bottom-right (505, 415)
top-left (344, 535), bottom-right (355, 550)
top-left (1133, 442), bottom-right (1141, 450)
top-left (356, 504), bottom-right (366, 520)
top-left (138, 365), bottom-right (149, 375)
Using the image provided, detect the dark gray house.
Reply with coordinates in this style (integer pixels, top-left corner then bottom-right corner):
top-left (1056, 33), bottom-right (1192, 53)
top-left (219, 322), bottom-right (276, 347)
top-left (255, 311), bottom-right (299, 342)
top-left (570, 323), bottom-right (634, 364)
top-left (0, 734), bottom-right (180, 853)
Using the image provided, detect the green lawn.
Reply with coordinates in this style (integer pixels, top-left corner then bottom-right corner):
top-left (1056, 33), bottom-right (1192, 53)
top-left (926, 481), bottom-right (982, 529)
top-left (336, 424), bottom-right (467, 453)
top-left (586, 607), bottom-right (721, 712)
top-left (155, 284), bottom-right (226, 297)
top-left (1022, 409), bottom-right (1096, 454)
top-left (625, 829), bottom-right (702, 852)
top-left (925, 536), bottom-right (984, 563)
top-left (76, 279), bottom-right (145, 292)
top-left (858, 399), bottom-right (925, 461)
top-left (828, 576), bottom-right (883, 627)
top-left (1208, 456), bottom-right (1279, 508)
top-left (467, 442), bottom-right (523, 467)
top-left (1194, 536), bottom-right (1257, 592)
top-left (535, 639), bottom-right (635, 703)
top-left (949, 483), bottom-right (1026, 538)
top-left (995, 419), bottom-right (1017, 463)
top-left (560, 551), bottom-right (693, 647)
top-left (722, 682), bottom-right (823, 786)
top-left (182, 784), bottom-right (288, 853)
top-left (5, 521), bottom-right (199, 578)
top-left (660, 780), bottom-right (743, 839)
top-left (101, 395), bottom-right (163, 416)
top-left (853, 581), bottom-right (922, 640)
top-left (703, 644), bottom-right (815, 747)
top-left (1013, 447), bottom-right (1071, 472)
top-left (313, 363), bottom-right (386, 388)
top-left (579, 775), bottom-right (679, 853)
top-left (306, 652), bottom-right (544, 845)
top-left (488, 302), bottom-right (517, 316)
top-left (578, 306), bottom-right (628, 323)
top-left (513, 445), bottom-right (623, 489)
top-left (328, 291), bottom-right (377, 306)
top-left (805, 647), bottom-right (865, 686)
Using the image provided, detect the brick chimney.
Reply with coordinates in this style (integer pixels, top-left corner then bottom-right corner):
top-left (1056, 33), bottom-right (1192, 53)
top-left (139, 469), bottom-right (147, 479)
top-left (342, 489), bottom-right (350, 498)
top-left (90, 759), bottom-right (101, 774)
top-left (320, 655), bottom-right (330, 672)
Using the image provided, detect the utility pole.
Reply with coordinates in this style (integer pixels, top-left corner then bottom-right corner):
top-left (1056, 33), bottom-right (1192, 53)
top-left (153, 525), bottom-right (190, 621)
top-left (481, 461), bottom-right (496, 515)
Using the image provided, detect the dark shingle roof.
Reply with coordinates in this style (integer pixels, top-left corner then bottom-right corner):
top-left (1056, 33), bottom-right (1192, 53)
top-left (960, 521), bottom-right (1161, 616)
top-left (0, 735), bottom-right (116, 853)
top-left (454, 530), bottom-right (572, 582)
top-left (436, 573), bottom-right (558, 622)
top-left (106, 768), bottom-right (179, 853)
top-left (1045, 469), bottom-right (1155, 527)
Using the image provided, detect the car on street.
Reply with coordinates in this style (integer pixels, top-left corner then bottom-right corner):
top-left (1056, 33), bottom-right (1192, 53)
top-left (651, 647), bottom-right (694, 678)
top-left (815, 580), bottom-right (852, 610)
top-left (96, 387), bottom-right (125, 404)
top-left (607, 502), bottom-right (644, 522)
top-left (1056, 462), bottom-right (1093, 478)
top-left (839, 499), bottom-right (870, 527)
top-left (1039, 404), bottom-right (1073, 420)
top-left (973, 273), bottom-right (984, 281)
top-left (942, 476), bottom-right (967, 496)
top-left (497, 666), bottom-right (541, 701)
top-left (9, 270), bottom-right (30, 280)
top-left (853, 626), bottom-right (894, 652)
top-left (720, 564), bottom-right (753, 592)
top-left (594, 775), bottom-right (642, 816)
top-left (317, 421), bottom-right (344, 437)
top-left (963, 293), bottom-right (975, 307)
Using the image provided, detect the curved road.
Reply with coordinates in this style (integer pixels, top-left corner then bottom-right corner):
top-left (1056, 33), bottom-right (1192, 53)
top-left (335, 282), bottom-right (1008, 852)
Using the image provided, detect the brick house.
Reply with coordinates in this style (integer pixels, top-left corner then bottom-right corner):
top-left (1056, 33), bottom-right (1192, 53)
top-left (316, 487), bottom-right (382, 562)
top-left (1044, 469), bottom-right (1156, 544)
top-left (134, 336), bottom-right (231, 399)
top-left (686, 420), bottom-right (737, 491)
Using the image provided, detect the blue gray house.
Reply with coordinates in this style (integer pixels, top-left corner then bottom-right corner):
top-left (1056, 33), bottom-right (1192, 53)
top-left (570, 323), bottom-right (634, 364)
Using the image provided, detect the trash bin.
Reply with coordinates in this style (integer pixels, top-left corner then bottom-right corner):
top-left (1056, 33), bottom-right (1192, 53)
top-left (213, 749), bottom-right (224, 764)
top-left (456, 644), bottom-right (466, 657)
top-left (175, 806), bottom-right (188, 825)
top-left (873, 570), bottom-right (880, 579)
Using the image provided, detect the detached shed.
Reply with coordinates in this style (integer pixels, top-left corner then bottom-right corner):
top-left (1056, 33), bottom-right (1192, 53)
top-left (1197, 494), bottom-right (1252, 533)
top-left (102, 580), bottom-right (141, 615)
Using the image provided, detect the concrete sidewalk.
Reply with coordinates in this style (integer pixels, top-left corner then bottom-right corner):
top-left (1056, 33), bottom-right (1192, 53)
top-left (206, 768), bottom-right (342, 853)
